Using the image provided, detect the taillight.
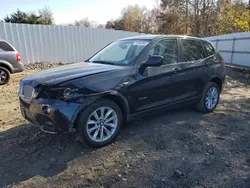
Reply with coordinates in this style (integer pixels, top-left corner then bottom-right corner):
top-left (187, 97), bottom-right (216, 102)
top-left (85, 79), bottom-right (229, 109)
top-left (16, 52), bottom-right (21, 62)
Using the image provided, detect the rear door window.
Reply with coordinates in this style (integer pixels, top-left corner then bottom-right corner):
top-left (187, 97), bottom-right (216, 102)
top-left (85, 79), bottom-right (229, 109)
top-left (0, 41), bottom-right (14, 52)
top-left (181, 39), bottom-right (205, 61)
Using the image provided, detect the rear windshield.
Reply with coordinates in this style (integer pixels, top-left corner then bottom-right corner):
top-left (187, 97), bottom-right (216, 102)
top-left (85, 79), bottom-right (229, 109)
top-left (0, 41), bottom-right (15, 52)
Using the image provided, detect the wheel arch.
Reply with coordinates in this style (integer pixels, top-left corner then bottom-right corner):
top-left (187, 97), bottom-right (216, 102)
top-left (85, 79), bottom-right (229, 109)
top-left (72, 91), bottom-right (130, 128)
top-left (101, 92), bottom-right (130, 122)
top-left (208, 76), bottom-right (223, 91)
top-left (0, 61), bottom-right (13, 73)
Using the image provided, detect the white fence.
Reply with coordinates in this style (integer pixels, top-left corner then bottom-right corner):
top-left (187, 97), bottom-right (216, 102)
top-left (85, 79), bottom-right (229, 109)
top-left (205, 32), bottom-right (250, 68)
top-left (0, 23), bottom-right (142, 65)
top-left (1, 22), bottom-right (249, 67)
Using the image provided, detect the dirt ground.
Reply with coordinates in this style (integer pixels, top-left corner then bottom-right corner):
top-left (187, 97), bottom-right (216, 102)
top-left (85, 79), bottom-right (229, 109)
top-left (0, 64), bottom-right (250, 188)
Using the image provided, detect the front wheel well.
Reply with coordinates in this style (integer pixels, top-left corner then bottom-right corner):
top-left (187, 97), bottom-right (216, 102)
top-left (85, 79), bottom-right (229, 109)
top-left (102, 94), bottom-right (129, 123)
top-left (73, 94), bottom-right (129, 128)
top-left (209, 77), bottom-right (222, 91)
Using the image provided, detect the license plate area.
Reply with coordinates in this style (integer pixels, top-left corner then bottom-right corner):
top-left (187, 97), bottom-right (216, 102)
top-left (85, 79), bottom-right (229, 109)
top-left (20, 98), bottom-right (30, 109)
top-left (20, 101), bottom-right (35, 124)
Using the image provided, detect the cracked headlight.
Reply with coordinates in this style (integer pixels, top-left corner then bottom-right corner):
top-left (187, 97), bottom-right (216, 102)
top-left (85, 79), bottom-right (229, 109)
top-left (61, 88), bottom-right (82, 100)
top-left (44, 87), bottom-right (81, 100)
top-left (32, 91), bottom-right (39, 99)
top-left (63, 88), bottom-right (72, 99)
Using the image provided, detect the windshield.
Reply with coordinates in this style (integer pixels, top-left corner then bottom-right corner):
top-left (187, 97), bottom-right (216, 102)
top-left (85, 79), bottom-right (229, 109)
top-left (88, 39), bottom-right (150, 65)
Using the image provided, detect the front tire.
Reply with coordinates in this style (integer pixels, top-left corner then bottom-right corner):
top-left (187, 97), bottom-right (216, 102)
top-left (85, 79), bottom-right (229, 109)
top-left (76, 99), bottom-right (123, 148)
top-left (196, 82), bottom-right (220, 113)
top-left (0, 67), bottom-right (10, 85)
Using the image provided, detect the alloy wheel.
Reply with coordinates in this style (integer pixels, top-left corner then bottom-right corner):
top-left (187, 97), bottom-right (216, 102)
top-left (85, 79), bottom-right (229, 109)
top-left (86, 107), bottom-right (118, 142)
top-left (0, 70), bottom-right (7, 83)
top-left (205, 87), bottom-right (219, 110)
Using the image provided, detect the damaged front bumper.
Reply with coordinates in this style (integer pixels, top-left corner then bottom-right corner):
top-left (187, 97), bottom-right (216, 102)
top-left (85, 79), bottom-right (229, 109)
top-left (20, 98), bottom-right (83, 133)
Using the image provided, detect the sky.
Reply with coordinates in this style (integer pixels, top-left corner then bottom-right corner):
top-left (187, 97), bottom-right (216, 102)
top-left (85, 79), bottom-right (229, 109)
top-left (1, 0), bottom-right (157, 24)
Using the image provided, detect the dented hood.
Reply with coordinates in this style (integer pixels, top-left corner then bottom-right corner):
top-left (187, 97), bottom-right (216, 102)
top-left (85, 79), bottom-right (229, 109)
top-left (22, 62), bottom-right (124, 86)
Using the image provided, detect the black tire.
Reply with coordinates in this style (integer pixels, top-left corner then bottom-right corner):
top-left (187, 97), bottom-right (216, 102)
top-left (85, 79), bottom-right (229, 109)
top-left (0, 67), bottom-right (10, 85)
top-left (196, 82), bottom-right (220, 113)
top-left (76, 99), bottom-right (123, 148)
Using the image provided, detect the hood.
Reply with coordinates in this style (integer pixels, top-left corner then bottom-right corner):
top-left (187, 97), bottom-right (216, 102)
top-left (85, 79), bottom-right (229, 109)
top-left (22, 62), bottom-right (124, 86)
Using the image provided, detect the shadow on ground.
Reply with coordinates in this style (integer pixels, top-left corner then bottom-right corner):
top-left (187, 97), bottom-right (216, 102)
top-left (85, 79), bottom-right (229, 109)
top-left (0, 107), bottom-right (206, 186)
top-left (0, 124), bottom-right (92, 186)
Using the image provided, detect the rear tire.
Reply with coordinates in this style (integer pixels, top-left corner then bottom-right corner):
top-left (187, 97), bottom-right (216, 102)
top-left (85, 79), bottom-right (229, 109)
top-left (196, 82), bottom-right (220, 113)
top-left (0, 67), bottom-right (10, 85)
top-left (76, 99), bottom-right (123, 148)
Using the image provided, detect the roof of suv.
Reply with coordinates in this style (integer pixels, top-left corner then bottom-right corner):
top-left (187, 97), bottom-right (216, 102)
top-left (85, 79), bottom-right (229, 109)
top-left (120, 34), bottom-right (202, 41)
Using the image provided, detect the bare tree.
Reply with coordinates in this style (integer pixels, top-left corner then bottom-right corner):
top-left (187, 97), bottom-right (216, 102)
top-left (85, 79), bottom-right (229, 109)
top-left (74, 18), bottom-right (97, 27)
top-left (105, 19), bottom-right (125, 30)
top-left (38, 6), bottom-right (54, 25)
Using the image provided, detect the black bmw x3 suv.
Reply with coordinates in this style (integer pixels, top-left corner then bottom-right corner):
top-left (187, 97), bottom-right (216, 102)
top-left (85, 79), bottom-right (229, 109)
top-left (19, 35), bottom-right (225, 147)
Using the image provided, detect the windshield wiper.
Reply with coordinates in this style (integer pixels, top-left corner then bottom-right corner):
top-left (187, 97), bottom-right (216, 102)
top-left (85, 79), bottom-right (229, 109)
top-left (91, 61), bottom-right (115, 65)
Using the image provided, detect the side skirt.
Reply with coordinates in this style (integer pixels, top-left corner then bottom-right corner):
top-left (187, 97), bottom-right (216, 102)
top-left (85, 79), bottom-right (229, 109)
top-left (127, 97), bottom-right (199, 121)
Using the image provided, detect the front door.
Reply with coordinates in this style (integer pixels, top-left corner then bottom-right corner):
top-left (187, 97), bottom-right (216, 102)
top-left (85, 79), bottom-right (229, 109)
top-left (128, 39), bottom-right (183, 113)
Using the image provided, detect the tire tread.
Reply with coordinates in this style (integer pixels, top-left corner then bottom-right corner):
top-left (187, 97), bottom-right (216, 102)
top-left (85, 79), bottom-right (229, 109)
top-left (0, 67), bottom-right (10, 85)
top-left (196, 82), bottom-right (220, 113)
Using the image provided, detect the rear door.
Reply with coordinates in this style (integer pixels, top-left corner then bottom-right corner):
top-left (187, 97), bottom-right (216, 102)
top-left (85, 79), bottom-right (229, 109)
top-left (170, 39), bottom-right (208, 101)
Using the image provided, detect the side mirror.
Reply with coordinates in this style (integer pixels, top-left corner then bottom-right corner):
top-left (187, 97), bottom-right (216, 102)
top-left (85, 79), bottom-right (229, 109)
top-left (144, 55), bottom-right (164, 67)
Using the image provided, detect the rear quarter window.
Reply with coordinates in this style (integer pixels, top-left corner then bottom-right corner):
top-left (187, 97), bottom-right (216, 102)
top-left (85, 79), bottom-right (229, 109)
top-left (202, 41), bottom-right (215, 56)
top-left (0, 41), bottom-right (15, 52)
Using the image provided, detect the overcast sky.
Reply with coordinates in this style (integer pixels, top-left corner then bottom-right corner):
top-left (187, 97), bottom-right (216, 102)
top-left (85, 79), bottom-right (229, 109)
top-left (1, 0), bottom-right (157, 24)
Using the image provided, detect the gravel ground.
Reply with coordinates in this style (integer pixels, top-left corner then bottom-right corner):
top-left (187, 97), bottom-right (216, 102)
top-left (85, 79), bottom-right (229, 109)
top-left (0, 64), bottom-right (250, 188)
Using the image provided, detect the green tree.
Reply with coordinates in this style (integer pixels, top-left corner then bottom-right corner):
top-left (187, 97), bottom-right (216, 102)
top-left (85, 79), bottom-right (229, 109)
top-left (223, 1), bottom-right (250, 33)
top-left (158, 0), bottom-right (250, 37)
top-left (4, 9), bottom-right (28, 23)
top-left (25, 12), bottom-right (41, 24)
top-left (3, 8), bottom-right (54, 25)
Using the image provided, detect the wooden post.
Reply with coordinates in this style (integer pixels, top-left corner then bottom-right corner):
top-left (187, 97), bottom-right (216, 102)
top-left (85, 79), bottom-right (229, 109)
top-left (185, 0), bottom-right (188, 35)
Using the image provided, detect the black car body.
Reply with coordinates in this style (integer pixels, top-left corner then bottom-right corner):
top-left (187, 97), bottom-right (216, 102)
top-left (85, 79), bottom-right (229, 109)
top-left (19, 35), bottom-right (225, 147)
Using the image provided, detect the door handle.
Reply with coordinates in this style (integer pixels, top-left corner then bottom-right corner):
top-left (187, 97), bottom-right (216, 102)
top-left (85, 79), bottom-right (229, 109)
top-left (173, 67), bottom-right (182, 72)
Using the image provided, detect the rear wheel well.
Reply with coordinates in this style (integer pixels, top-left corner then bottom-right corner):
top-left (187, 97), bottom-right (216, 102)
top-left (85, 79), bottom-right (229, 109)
top-left (0, 64), bottom-right (12, 73)
top-left (209, 77), bottom-right (222, 91)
